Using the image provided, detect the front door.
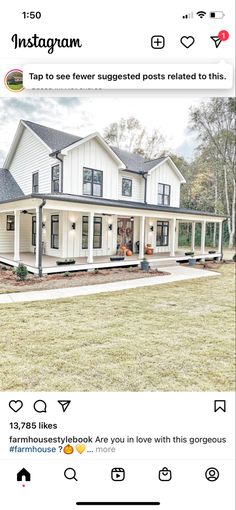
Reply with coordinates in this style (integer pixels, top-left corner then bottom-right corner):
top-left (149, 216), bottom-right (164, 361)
top-left (117, 218), bottom-right (134, 251)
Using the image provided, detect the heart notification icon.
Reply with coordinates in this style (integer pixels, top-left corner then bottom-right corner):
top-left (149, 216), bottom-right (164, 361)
top-left (9, 400), bottom-right (23, 412)
top-left (180, 36), bottom-right (195, 48)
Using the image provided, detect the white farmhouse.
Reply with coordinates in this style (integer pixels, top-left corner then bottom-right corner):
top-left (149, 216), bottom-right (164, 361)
top-left (0, 120), bottom-right (225, 275)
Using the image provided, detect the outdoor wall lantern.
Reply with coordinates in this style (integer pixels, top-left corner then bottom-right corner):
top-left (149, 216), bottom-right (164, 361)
top-left (108, 223), bottom-right (113, 231)
top-left (130, 217), bottom-right (134, 222)
top-left (150, 225), bottom-right (154, 232)
top-left (42, 222), bottom-right (46, 229)
top-left (72, 222), bottom-right (76, 230)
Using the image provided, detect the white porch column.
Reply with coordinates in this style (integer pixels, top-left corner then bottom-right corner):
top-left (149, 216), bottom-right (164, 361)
top-left (218, 221), bottom-right (223, 254)
top-left (35, 206), bottom-right (40, 268)
top-left (175, 220), bottom-right (179, 251)
top-left (201, 220), bottom-right (206, 254)
top-left (14, 210), bottom-right (20, 261)
top-left (87, 211), bottom-right (94, 263)
top-left (139, 216), bottom-right (145, 259)
top-left (170, 217), bottom-right (176, 257)
top-left (191, 222), bottom-right (196, 252)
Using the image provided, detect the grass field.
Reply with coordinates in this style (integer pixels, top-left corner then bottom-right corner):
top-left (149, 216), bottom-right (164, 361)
top-left (0, 263), bottom-right (234, 392)
top-left (7, 83), bottom-right (23, 91)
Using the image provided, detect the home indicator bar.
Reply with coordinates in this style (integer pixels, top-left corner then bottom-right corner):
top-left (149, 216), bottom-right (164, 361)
top-left (76, 503), bottom-right (160, 506)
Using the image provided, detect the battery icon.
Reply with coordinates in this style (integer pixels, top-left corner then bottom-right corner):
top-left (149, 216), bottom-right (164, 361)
top-left (210, 11), bottom-right (225, 19)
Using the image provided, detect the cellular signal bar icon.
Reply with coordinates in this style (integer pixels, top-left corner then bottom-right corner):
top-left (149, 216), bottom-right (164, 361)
top-left (183, 12), bottom-right (193, 19)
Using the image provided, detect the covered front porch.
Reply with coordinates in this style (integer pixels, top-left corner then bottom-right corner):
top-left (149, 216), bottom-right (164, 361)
top-left (0, 197), bottom-right (224, 275)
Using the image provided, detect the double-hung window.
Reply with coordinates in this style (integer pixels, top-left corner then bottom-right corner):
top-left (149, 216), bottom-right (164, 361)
top-left (122, 178), bottom-right (132, 197)
top-left (51, 215), bottom-right (59, 249)
top-left (156, 221), bottom-right (169, 246)
top-left (6, 215), bottom-right (15, 231)
top-left (83, 168), bottom-right (103, 197)
top-left (158, 183), bottom-right (171, 205)
top-left (51, 165), bottom-right (60, 192)
top-left (82, 216), bottom-right (102, 249)
top-left (32, 172), bottom-right (39, 193)
top-left (32, 216), bottom-right (36, 246)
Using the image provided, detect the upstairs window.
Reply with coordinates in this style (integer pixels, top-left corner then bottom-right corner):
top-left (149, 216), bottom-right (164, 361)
top-left (32, 172), bottom-right (39, 193)
top-left (158, 183), bottom-right (171, 206)
top-left (122, 178), bottom-right (132, 197)
top-left (83, 168), bottom-right (103, 197)
top-left (6, 215), bottom-right (15, 231)
top-left (51, 165), bottom-right (60, 193)
top-left (156, 221), bottom-right (169, 246)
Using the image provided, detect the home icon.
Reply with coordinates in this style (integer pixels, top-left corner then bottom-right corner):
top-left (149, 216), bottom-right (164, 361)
top-left (17, 468), bottom-right (31, 482)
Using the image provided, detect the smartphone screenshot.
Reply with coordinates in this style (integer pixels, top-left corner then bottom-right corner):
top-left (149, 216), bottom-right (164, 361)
top-left (0, 1), bottom-right (235, 509)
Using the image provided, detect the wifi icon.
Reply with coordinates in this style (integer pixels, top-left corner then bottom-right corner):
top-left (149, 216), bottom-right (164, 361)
top-left (196, 11), bottom-right (206, 18)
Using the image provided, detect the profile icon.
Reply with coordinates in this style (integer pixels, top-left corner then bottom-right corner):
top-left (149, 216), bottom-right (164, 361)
top-left (205, 467), bottom-right (219, 481)
top-left (4, 69), bottom-right (24, 92)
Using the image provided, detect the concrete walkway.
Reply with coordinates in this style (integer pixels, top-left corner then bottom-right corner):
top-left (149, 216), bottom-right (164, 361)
top-left (0, 265), bottom-right (219, 304)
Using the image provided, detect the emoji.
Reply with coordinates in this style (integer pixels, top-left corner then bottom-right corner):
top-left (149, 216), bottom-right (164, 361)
top-left (76, 444), bottom-right (86, 454)
top-left (63, 444), bottom-right (74, 454)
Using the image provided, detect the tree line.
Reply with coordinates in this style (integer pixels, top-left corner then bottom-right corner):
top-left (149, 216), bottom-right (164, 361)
top-left (103, 98), bottom-right (235, 248)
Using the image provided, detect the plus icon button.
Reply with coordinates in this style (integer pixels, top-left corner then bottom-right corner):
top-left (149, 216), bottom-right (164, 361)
top-left (151, 35), bottom-right (165, 49)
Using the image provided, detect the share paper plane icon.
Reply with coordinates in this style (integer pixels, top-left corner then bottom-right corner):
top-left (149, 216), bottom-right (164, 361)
top-left (211, 36), bottom-right (222, 48)
top-left (58, 400), bottom-right (71, 412)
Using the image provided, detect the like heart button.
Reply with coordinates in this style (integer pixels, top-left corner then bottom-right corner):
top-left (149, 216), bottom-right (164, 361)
top-left (9, 400), bottom-right (23, 412)
top-left (180, 36), bottom-right (195, 48)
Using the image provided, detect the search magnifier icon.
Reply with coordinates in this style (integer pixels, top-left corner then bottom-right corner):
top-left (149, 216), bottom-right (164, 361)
top-left (64, 468), bottom-right (78, 481)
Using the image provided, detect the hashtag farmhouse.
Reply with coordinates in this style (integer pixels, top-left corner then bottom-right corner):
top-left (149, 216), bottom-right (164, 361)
top-left (11, 34), bottom-right (83, 54)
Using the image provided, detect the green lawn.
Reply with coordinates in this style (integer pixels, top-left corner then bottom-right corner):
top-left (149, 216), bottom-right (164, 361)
top-left (0, 264), bottom-right (234, 392)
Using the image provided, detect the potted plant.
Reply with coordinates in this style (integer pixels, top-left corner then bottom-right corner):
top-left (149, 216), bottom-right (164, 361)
top-left (140, 258), bottom-right (149, 271)
top-left (188, 253), bottom-right (196, 266)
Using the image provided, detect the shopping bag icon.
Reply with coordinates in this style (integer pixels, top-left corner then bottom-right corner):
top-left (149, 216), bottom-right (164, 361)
top-left (158, 467), bottom-right (172, 481)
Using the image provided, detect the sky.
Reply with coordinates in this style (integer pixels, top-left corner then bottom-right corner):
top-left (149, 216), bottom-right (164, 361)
top-left (0, 96), bottom-right (207, 167)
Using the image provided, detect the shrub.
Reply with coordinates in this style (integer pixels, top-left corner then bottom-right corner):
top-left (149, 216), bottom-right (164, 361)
top-left (233, 253), bottom-right (236, 262)
top-left (15, 263), bottom-right (28, 281)
top-left (63, 271), bottom-right (72, 277)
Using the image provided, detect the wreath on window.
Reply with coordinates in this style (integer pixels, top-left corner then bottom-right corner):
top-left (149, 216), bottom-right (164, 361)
top-left (126, 227), bottom-right (131, 235)
top-left (118, 227), bottom-right (125, 235)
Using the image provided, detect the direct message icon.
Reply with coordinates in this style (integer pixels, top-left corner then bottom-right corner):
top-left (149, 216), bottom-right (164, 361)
top-left (158, 467), bottom-right (172, 481)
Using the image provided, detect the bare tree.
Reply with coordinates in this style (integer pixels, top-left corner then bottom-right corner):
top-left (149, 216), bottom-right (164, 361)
top-left (103, 117), bottom-right (165, 159)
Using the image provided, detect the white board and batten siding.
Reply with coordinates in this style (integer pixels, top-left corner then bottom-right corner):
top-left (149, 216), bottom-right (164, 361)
top-left (118, 171), bottom-right (144, 202)
top-left (0, 213), bottom-right (31, 253)
top-left (63, 138), bottom-right (120, 198)
top-left (8, 128), bottom-right (58, 195)
top-left (146, 161), bottom-right (181, 207)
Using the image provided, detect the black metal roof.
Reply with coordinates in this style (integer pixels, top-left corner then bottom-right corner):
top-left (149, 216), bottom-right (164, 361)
top-left (23, 120), bottom-right (82, 152)
top-left (0, 169), bottom-right (24, 201)
top-left (0, 192), bottom-right (225, 218)
top-left (23, 121), bottom-right (166, 173)
top-left (111, 146), bottom-right (167, 173)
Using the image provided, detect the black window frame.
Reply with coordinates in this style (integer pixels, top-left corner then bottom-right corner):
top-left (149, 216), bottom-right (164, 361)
top-left (51, 164), bottom-right (60, 193)
top-left (83, 167), bottom-right (103, 197)
top-left (156, 221), bottom-right (169, 247)
top-left (82, 216), bottom-right (102, 249)
top-left (32, 172), bottom-right (39, 193)
top-left (32, 216), bottom-right (36, 246)
top-left (6, 215), bottom-right (15, 231)
top-left (122, 177), bottom-right (132, 197)
top-left (158, 183), bottom-right (171, 206)
top-left (51, 215), bottom-right (59, 249)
